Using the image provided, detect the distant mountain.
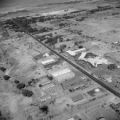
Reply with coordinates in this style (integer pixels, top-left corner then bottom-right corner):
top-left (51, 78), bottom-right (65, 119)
top-left (36, 0), bottom-right (84, 7)
top-left (0, 9), bottom-right (29, 18)
top-left (0, 0), bottom-right (83, 13)
top-left (0, 0), bottom-right (84, 15)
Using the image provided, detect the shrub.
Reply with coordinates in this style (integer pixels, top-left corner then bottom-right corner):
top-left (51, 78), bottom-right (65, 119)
top-left (107, 64), bottom-right (117, 70)
top-left (22, 89), bottom-right (33, 97)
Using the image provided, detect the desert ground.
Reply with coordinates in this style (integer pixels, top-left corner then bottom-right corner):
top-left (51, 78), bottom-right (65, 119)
top-left (0, 0), bottom-right (120, 120)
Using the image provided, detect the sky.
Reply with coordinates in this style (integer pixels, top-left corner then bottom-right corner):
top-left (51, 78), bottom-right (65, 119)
top-left (0, 0), bottom-right (75, 13)
top-left (0, 0), bottom-right (120, 13)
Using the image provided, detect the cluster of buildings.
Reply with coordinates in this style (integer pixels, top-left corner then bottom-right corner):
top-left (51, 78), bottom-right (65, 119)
top-left (31, 50), bottom-right (116, 120)
top-left (2, 10), bottom-right (120, 120)
top-left (66, 47), bottom-right (111, 67)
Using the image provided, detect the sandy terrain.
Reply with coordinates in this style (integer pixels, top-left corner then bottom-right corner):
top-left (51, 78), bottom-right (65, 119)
top-left (1, 0), bottom-right (120, 120)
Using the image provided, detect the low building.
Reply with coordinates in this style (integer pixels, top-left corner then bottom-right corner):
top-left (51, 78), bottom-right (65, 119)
top-left (40, 83), bottom-right (61, 97)
top-left (36, 77), bottom-right (51, 88)
top-left (66, 48), bottom-right (86, 56)
top-left (97, 117), bottom-right (106, 120)
top-left (78, 52), bottom-right (111, 67)
top-left (40, 95), bottom-right (52, 104)
top-left (50, 68), bottom-right (75, 82)
top-left (41, 58), bottom-right (55, 65)
top-left (34, 53), bottom-right (58, 66)
top-left (71, 93), bottom-right (84, 103)
top-left (86, 57), bottom-right (110, 67)
top-left (36, 56), bottom-right (59, 69)
top-left (41, 83), bottom-right (55, 91)
top-left (34, 54), bottom-right (43, 61)
top-left (84, 52), bottom-right (97, 58)
top-left (87, 87), bottom-right (106, 97)
top-left (103, 75), bottom-right (113, 83)
top-left (68, 118), bottom-right (75, 120)
top-left (79, 52), bottom-right (87, 59)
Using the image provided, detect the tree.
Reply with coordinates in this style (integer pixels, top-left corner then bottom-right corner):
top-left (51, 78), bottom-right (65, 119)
top-left (47, 75), bottom-right (53, 81)
top-left (107, 64), bottom-right (117, 70)
top-left (16, 83), bottom-right (25, 89)
top-left (3, 75), bottom-right (10, 81)
top-left (0, 109), bottom-right (13, 120)
top-left (39, 105), bottom-right (49, 114)
top-left (59, 44), bottom-right (66, 53)
top-left (22, 89), bottom-right (33, 97)
top-left (0, 67), bottom-right (6, 72)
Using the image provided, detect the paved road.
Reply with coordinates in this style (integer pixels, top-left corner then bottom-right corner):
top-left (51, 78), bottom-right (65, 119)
top-left (11, 20), bottom-right (120, 98)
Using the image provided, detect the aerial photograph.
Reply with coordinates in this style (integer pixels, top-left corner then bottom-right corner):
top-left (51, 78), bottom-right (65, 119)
top-left (0, 0), bottom-right (120, 120)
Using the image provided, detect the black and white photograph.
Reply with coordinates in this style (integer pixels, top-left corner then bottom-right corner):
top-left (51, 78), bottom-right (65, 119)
top-left (0, 0), bottom-right (120, 120)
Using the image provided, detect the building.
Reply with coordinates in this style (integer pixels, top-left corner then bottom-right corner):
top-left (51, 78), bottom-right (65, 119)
top-left (86, 57), bottom-right (110, 67)
top-left (78, 52), bottom-right (111, 67)
top-left (97, 117), bottom-right (106, 120)
top-left (35, 55), bottom-right (59, 69)
top-left (34, 52), bottom-right (58, 66)
top-left (68, 117), bottom-right (75, 120)
top-left (36, 77), bottom-right (51, 88)
top-left (87, 87), bottom-right (106, 97)
top-left (50, 68), bottom-right (75, 82)
top-left (41, 58), bottom-right (56, 65)
top-left (71, 93), bottom-right (84, 103)
top-left (40, 83), bottom-right (61, 98)
top-left (66, 48), bottom-right (86, 56)
top-left (34, 54), bottom-right (43, 61)
top-left (41, 83), bottom-right (55, 91)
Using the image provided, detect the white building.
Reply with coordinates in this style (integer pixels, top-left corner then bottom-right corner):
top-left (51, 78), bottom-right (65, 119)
top-left (41, 58), bottom-right (55, 65)
top-left (50, 68), bottom-right (75, 82)
top-left (79, 51), bottom-right (87, 59)
top-left (78, 52), bottom-right (110, 67)
top-left (66, 48), bottom-right (86, 56)
top-left (68, 118), bottom-right (75, 120)
top-left (42, 83), bottom-right (55, 91)
top-left (86, 57), bottom-right (110, 67)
